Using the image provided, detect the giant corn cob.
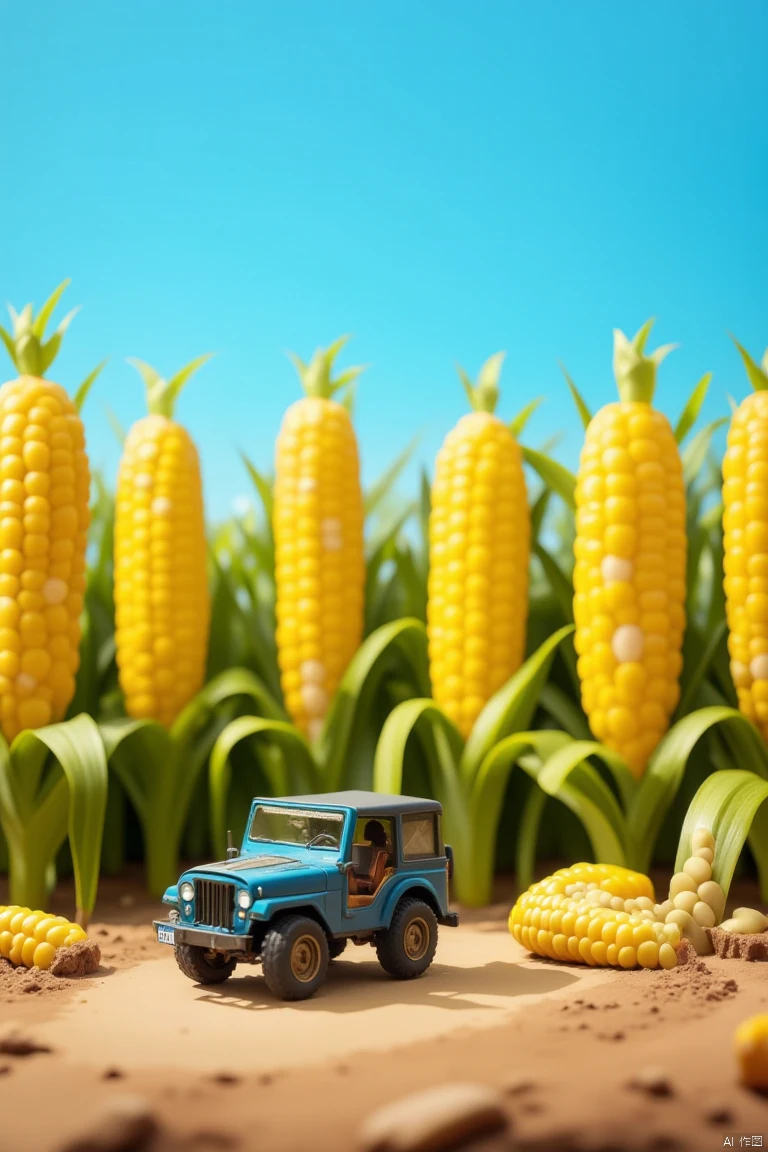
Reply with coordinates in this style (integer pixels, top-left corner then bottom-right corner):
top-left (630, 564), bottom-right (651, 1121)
top-left (573, 322), bottom-right (686, 777)
top-left (0, 904), bottom-right (88, 970)
top-left (722, 339), bottom-right (768, 740)
top-left (510, 828), bottom-right (725, 969)
top-left (428, 354), bottom-right (529, 738)
top-left (274, 338), bottom-right (365, 740)
top-left (114, 357), bottom-right (211, 727)
top-left (0, 283), bottom-right (93, 741)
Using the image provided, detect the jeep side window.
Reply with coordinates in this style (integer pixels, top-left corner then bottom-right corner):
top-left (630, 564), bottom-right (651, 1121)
top-left (401, 813), bottom-right (438, 859)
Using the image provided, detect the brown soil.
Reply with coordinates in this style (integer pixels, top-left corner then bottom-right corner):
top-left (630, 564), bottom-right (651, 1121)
top-left (0, 867), bottom-right (766, 1152)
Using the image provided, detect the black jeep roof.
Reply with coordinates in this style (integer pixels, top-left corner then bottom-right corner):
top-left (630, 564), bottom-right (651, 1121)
top-left (259, 790), bottom-right (442, 816)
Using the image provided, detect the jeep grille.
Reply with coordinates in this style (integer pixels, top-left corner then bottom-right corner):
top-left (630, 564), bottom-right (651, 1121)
top-left (194, 879), bottom-right (235, 929)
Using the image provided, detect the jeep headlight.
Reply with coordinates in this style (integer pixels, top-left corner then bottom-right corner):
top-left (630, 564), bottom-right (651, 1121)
top-left (180, 881), bottom-right (195, 902)
top-left (237, 889), bottom-right (253, 910)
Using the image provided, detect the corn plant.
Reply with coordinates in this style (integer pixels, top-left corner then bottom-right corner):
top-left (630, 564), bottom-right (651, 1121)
top-left (0, 714), bottom-right (107, 924)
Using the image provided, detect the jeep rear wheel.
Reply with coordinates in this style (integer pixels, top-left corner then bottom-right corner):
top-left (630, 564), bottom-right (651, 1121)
top-left (376, 897), bottom-right (438, 979)
top-left (262, 915), bottom-right (329, 1000)
top-left (175, 943), bottom-right (235, 985)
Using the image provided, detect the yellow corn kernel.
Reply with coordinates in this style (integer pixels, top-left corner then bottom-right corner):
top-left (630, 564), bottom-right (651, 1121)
top-left (724, 342), bottom-right (768, 742)
top-left (428, 354), bottom-right (529, 738)
top-left (735, 1014), bottom-right (768, 1091)
top-left (115, 357), bottom-right (211, 728)
top-left (274, 339), bottom-right (365, 740)
top-left (574, 323), bottom-right (686, 777)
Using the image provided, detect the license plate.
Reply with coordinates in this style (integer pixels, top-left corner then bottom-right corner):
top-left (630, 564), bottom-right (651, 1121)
top-left (156, 924), bottom-right (175, 946)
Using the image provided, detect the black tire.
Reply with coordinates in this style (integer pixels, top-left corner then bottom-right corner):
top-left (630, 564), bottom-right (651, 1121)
top-left (175, 942), bottom-right (236, 985)
top-left (376, 897), bottom-right (438, 980)
top-left (328, 937), bottom-right (348, 961)
top-left (262, 915), bottom-right (329, 1001)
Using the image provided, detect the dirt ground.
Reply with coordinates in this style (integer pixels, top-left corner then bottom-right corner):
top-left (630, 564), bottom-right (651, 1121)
top-left (1, 869), bottom-right (767, 1152)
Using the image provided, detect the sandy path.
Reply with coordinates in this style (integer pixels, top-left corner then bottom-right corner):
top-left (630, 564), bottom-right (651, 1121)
top-left (3, 922), bottom-right (600, 1077)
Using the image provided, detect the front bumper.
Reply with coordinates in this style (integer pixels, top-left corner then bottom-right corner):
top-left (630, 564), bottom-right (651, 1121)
top-left (152, 920), bottom-right (253, 953)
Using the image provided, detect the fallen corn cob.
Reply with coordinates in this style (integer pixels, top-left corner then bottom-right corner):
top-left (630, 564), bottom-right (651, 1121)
top-left (735, 1014), bottom-right (768, 1091)
top-left (0, 904), bottom-right (88, 970)
top-left (509, 828), bottom-right (726, 970)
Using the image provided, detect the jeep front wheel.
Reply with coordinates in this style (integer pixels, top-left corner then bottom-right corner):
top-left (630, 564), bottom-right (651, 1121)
top-left (175, 943), bottom-right (235, 985)
top-left (376, 897), bottom-right (438, 979)
top-left (262, 915), bottom-right (329, 1000)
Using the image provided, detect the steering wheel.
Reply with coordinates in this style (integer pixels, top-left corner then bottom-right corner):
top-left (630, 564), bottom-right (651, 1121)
top-left (307, 831), bottom-right (340, 848)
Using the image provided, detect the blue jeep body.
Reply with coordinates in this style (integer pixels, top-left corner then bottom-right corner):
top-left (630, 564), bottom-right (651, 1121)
top-left (154, 791), bottom-right (458, 998)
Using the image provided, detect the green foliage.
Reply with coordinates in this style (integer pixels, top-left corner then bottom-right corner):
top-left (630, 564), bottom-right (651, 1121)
top-left (0, 715), bottom-right (108, 922)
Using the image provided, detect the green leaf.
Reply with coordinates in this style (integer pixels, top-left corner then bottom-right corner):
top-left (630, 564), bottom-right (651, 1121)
top-left (5, 715), bottom-right (108, 920)
top-left (104, 404), bottom-right (126, 446)
top-left (731, 336), bottom-right (768, 393)
top-left (461, 624), bottom-right (575, 785)
top-left (0, 324), bottom-right (16, 366)
top-left (74, 360), bottom-right (107, 413)
top-left (209, 717), bottom-right (318, 858)
top-left (676, 769), bottom-right (768, 901)
top-left (517, 742), bottom-right (628, 869)
top-left (31, 279), bottom-right (71, 340)
top-left (674, 372), bottom-right (712, 444)
top-left (515, 784), bottom-right (547, 892)
top-left (522, 446), bottom-right (576, 510)
top-left (509, 397), bottom-right (543, 438)
top-left (364, 435), bottom-right (420, 518)
top-left (676, 619), bottom-right (728, 719)
top-left (628, 706), bottom-right (768, 874)
top-left (373, 697), bottom-right (468, 864)
top-left (530, 488), bottom-right (550, 546)
top-left (321, 618), bottom-right (431, 791)
top-left (240, 452), bottom-right (274, 527)
top-left (560, 364), bottom-right (592, 429)
top-left (682, 417), bottom-right (728, 486)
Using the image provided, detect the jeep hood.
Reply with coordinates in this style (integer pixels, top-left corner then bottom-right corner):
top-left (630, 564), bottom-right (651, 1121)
top-left (188, 854), bottom-right (328, 896)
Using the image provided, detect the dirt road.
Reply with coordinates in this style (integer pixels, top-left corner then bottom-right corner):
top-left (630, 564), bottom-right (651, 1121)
top-left (1, 877), bottom-right (767, 1152)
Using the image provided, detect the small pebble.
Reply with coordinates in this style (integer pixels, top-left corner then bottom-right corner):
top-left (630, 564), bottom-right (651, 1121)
top-left (358, 1083), bottom-right (509, 1152)
top-left (628, 1067), bottom-right (674, 1097)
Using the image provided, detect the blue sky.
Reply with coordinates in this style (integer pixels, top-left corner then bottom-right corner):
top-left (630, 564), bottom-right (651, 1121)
top-left (2, 1), bottom-right (766, 522)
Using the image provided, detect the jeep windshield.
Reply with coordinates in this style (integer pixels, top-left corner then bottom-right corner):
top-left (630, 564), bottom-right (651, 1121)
top-left (248, 805), bottom-right (345, 850)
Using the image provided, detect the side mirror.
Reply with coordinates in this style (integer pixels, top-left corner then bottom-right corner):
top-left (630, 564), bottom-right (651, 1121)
top-left (336, 860), bottom-right (355, 874)
top-left (226, 830), bottom-right (240, 860)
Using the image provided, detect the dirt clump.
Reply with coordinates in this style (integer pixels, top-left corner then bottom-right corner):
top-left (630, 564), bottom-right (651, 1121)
top-left (51, 938), bottom-right (102, 977)
top-left (57, 1093), bottom-right (158, 1152)
top-left (0, 1030), bottom-right (52, 1056)
top-left (707, 927), bottom-right (768, 961)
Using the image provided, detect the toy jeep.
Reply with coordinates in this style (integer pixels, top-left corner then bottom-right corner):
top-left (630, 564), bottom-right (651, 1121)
top-left (153, 791), bottom-right (458, 1000)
